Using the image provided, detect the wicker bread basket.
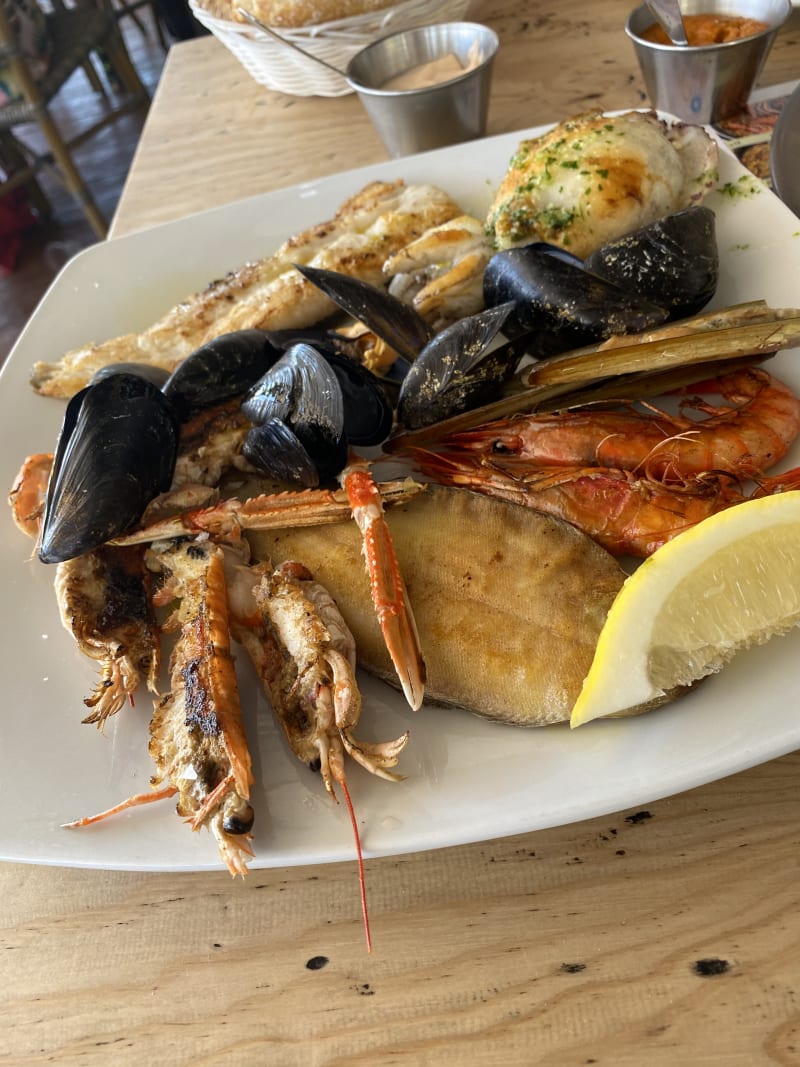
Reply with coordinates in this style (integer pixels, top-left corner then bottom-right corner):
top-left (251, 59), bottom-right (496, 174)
top-left (189, 0), bottom-right (475, 97)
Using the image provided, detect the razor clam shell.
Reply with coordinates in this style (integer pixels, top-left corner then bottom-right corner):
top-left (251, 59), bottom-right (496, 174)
top-left (248, 485), bottom-right (629, 726)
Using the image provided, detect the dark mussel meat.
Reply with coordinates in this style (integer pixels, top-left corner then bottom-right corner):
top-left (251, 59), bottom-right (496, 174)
top-left (583, 205), bottom-right (719, 320)
top-left (39, 373), bottom-right (179, 564)
top-left (397, 303), bottom-right (521, 431)
top-left (241, 344), bottom-right (347, 487)
top-left (295, 264), bottom-right (434, 362)
top-left (162, 329), bottom-right (284, 421)
top-left (483, 244), bottom-right (669, 359)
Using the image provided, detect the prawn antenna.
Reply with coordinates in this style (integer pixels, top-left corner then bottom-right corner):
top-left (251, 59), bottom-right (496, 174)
top-left (341, 778), bottom-right (372, 954)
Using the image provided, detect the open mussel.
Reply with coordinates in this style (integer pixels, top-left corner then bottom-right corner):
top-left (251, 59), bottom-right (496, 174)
top-left (583, 205), bottom-right (718, 320)
top-left (162, 328), bottom-right (283, 420)
top-left (396, 303), bottom-right (520, 431)
top-left (39, 372), bottom-right (179, 564)
top-left (483, 243), bottom-right (669, 358)
top-left (241, 344), bottom-right (347, 487)
top-left (295, 264), bottom-right (434, 362)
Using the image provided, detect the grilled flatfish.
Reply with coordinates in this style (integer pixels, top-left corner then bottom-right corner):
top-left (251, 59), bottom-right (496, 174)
top-left (249, 485), bottom-right (629, 726)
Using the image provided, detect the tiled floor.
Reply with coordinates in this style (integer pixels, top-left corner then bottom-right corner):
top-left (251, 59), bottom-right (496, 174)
top-left (0, 8), bottom-right (180, 364)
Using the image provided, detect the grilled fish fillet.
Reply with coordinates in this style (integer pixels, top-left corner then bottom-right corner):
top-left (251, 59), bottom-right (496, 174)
top-left (30, 180), bottom-right (464, 398)
top-left (384, 214), bottom-right (493, 327)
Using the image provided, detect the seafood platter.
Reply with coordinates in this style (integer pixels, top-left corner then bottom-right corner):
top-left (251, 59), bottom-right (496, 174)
top-left (2, 109), bottom-right (800, 878)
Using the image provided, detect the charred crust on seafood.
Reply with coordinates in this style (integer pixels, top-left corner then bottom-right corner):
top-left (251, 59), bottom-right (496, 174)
top-left (182, 658), bottom-right (222, 736)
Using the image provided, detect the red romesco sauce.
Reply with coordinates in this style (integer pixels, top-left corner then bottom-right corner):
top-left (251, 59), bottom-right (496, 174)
top-left (641, 13), bottom-right (769, 45)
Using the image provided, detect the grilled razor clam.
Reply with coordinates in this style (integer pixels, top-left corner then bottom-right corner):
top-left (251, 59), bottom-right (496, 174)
top-left (487, 110), bottom-right (718, 258)
top-left (30, 180), bottom-right (464, 399)
top-left (384, 215), bottom-right (493, 327)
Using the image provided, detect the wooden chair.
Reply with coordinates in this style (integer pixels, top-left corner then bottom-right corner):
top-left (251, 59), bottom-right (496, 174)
top-left (0, 0), bottom-right (150, 239)
top-left (111, 0), bottom-right (169, 51)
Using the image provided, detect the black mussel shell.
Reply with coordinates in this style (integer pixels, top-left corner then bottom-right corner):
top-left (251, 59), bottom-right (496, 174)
top-left (90, 362), bottom-right (171, 388)
top-left (39, 373), bottom-right (179, 564)
top-left (323, 351), bottom-right (393, 446)
top-left (295, 264), bottom-right (434, 362)
top-left (241, 343), bottom-right (343, 434)
top-left (241, 344), bottom-right (348, 485)
top-left (483, 245), bottom-right (669, 358)
top-left (162, 329), bottom-right (283, 420)
top-left (584, 206), bottom-right (719, 320)
top-left (243, 418), bottom-right (347, 489)
top-left (397, 303), bottom-right (520, 431)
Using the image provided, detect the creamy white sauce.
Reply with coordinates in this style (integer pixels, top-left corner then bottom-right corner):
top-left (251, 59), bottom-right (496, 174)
top-left (381, 52), bottom-right (472, 92)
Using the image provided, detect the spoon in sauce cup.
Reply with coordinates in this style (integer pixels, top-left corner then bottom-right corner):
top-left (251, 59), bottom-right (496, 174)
top-left (645, 0), bottom-right (690, 45)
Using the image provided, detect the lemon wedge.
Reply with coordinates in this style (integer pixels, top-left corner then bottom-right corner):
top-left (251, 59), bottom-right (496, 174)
top-left (570, 491), bottom-right (800, 728)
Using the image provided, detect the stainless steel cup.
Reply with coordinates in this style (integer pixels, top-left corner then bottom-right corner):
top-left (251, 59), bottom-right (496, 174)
top-left (346, 22), bottom-right (499, 158)
top-left (626, 0), bottom-right (791, 124)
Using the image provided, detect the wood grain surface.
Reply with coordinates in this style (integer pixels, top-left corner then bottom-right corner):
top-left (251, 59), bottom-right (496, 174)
top-left (111, 0), bottom-right (800, 237)
top-left (4, 3), bottom-right (800, 1063)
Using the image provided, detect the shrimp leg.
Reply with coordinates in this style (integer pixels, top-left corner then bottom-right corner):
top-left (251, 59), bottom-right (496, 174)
top-left (56, 545), bottom-right (161, 728)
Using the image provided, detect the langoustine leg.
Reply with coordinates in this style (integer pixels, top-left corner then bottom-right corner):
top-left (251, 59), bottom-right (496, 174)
top-left (56, 545), bottom-right (161, 728)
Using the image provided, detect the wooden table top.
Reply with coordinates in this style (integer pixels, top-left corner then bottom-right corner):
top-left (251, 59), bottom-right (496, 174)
top-left (5, 3), bottom-right (800, 1063)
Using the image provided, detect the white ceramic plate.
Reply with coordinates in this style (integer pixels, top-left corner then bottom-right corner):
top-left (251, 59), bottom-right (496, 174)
top-left (3, 124), bottom-right (800, 873)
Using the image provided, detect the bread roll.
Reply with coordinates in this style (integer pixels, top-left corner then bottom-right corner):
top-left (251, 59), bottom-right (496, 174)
top-left (196, 0), bottom-right (399, 28)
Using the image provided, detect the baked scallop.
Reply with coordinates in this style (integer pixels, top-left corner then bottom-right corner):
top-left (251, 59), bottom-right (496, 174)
top-left (486, 110), bottom-right (718, 258)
